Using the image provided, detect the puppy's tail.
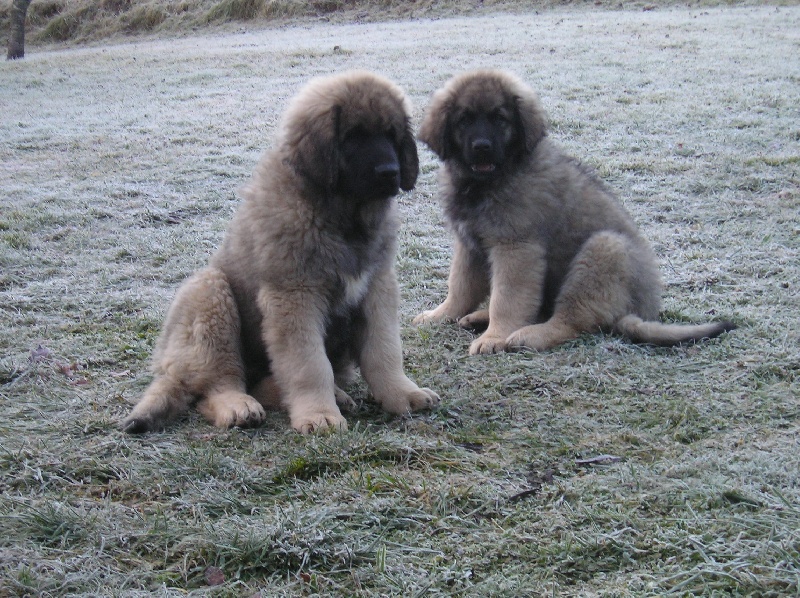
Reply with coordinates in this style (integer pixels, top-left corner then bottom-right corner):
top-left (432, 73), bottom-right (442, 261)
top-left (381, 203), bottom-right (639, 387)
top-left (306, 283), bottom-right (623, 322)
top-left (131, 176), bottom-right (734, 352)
top-left (615, 314), bottom-right (736, 347)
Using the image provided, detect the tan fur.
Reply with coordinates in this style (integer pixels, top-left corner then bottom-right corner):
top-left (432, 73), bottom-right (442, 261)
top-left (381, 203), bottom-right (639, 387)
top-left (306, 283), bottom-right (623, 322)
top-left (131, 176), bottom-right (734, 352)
top-left (414, 70), bottom-right (735, 353)
top-left (123, 71), bottom-right (439, 434)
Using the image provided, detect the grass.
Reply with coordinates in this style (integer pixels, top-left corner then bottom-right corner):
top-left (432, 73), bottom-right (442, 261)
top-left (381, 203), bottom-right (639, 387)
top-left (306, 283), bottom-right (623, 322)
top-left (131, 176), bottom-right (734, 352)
top-left (2, 0), bottom-right (797, 47)
top-left (1, 2), bottom-right (799, 596)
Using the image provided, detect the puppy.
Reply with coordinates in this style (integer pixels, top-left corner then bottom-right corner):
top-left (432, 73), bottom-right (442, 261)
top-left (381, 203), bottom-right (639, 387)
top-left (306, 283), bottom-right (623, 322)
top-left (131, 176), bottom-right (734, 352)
top-left (414, 69), bottom-right (734, 354)
top-left (123, 71), bottom-right (440, 433)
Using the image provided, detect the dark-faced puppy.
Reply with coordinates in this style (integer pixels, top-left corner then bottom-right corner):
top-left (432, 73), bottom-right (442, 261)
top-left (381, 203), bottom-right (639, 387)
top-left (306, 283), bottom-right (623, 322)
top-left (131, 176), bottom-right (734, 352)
top-left (414, 69), bottom-right (735, 354)
top-left (122, 71), bottom-right (439, 434)
top-left (451, 108), bottom-right (518, 180)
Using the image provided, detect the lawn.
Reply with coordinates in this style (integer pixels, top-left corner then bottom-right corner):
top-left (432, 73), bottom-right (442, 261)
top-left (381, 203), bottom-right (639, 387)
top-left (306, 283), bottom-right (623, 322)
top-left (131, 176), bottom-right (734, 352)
top-left (1, 3), bottom-right (798, 595)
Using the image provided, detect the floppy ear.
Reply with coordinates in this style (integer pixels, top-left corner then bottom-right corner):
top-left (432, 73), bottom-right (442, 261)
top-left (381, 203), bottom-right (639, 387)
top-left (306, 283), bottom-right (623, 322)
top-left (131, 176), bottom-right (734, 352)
top-left (418, 88), bottom-right (453, 160)
top-left (291, 105), bottom-right (341, 192)
top-left (514, 92), bottom-right (547, 152)
top-left (399, 117), bottom-right (419, 191)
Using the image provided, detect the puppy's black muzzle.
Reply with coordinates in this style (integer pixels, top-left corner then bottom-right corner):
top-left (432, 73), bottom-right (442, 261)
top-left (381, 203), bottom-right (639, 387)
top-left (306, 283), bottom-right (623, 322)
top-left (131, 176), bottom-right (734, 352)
top-left (339, 131), bottom-right (401, 201)
top-left (471, 138), bottom-right (492, 153)
top-left (370, 153), bottom-right (401, 198)
top-left (375, 162), bottom-right (401, 185)
top-left (462, 115), bottom-right (502, 178)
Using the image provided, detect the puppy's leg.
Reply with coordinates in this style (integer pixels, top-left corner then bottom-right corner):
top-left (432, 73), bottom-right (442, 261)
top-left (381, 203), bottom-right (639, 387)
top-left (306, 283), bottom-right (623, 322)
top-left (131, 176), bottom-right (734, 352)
top-left (413, 238), bottom-right (489, 324)
top-left (507, 231), bottom-right (633, 351)
top-left (259, 288), bottom-right (346, 433)
top-left (332, 352), bottom-right (359, 412)
top-left (122, 267), bottom-right (262, 432)
top-left (249, 375), bottom-right (282, 410)
top-left (360, 266), bottom-right (440, 415)
top-left (470, 242), bottom-right (546, 355)
top-left (249, 372), bottom-right (365, 415)
top-left (121, 375), bottom-right (194, 434)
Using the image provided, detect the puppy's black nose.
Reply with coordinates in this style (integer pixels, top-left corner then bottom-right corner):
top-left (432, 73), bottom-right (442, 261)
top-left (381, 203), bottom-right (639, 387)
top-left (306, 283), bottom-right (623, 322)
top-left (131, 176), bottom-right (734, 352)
top-left (375, 163), bottom-right (400, 180)
top-left (471, 138), bottom-right (492, 153)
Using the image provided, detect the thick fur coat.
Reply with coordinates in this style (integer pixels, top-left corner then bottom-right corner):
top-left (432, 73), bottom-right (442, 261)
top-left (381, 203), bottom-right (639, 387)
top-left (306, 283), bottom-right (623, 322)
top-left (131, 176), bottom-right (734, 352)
top-left (414, 69), bottom-right (734, 354)
top-left (123, 71), bottom-right (439, 434)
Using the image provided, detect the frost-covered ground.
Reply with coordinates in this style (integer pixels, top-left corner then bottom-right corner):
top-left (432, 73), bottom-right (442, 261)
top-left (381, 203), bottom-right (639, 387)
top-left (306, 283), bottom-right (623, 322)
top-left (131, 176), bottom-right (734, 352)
top-left (1, 5), bottom-right (798, 595)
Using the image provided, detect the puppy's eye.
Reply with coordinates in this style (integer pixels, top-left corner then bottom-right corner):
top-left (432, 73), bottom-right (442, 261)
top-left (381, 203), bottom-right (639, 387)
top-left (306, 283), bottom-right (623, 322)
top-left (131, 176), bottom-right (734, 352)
top-left (490, 112), bottom-right (511, 126)
top-left (455, 113), bottom-right (476, 129)
top-left (343, 126), bottom-right (369, 143)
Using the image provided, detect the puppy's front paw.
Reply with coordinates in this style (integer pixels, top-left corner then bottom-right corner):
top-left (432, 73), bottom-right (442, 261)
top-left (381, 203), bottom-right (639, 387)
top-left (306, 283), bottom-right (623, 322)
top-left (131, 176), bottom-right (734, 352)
top-left (291, 409), bottom-right (348, 434)
top-left (407, 387), bottom-right (441, 411)
top-left (378, 385), bottom-right (441, 415)
top-left (413, 310), bottom-right (437, 325)
top-left (469, 333), bottom-right (509, 355)
top-left (413, 306), bottom-right (455, 325)
top-left (197, 391), bottom-right (266, 429)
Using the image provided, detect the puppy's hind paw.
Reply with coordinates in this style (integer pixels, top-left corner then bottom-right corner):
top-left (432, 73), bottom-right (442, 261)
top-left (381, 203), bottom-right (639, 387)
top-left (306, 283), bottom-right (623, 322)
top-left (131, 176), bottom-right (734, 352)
top-left (506, 323), bottom-right (577, 352)
top-left (334, 386), bottom-right (359, 413)
top-left (120, 415), bottom-right (161, 435)
top-left (458, 309), bottom-right (490, 331)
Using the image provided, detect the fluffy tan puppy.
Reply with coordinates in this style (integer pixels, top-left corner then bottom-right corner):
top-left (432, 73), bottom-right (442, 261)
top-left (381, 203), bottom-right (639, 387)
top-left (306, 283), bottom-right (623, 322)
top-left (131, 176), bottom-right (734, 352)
top-left (123, 71), bottom-right (439, 434)
top-left (414, 69), bottom-right (734, 354)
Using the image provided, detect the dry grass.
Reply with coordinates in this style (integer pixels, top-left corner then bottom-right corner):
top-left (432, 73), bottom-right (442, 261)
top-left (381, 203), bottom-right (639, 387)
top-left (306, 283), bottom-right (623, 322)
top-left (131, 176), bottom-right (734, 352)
top-left (1, 0), bottom-right (795, 47)
top-left (1, 3), bottom-right (799, 596)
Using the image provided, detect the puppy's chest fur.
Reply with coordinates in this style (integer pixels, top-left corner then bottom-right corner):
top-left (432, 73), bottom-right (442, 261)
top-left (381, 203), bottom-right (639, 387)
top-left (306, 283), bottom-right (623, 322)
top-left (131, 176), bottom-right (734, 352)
top-left (327, 204), bottom-right (392, 310)
top-left (335, 250), bottom-right (376, 309)
top-left (444, 177), bottom-right (523, 251)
